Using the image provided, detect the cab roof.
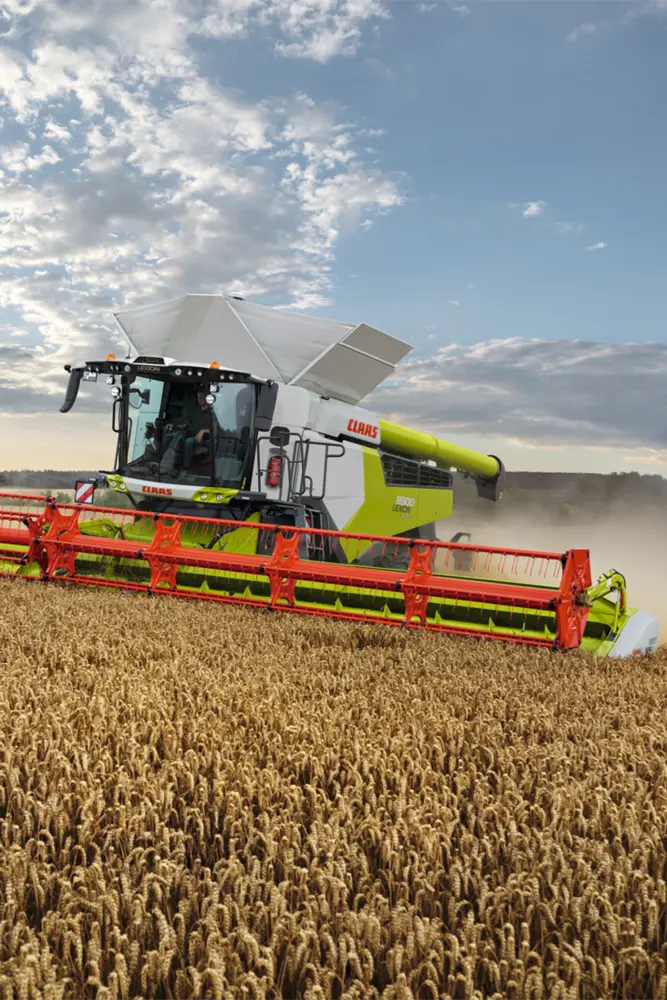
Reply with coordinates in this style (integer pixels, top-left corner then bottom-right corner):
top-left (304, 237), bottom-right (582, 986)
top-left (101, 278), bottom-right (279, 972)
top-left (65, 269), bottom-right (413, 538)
top-left (113, 294), bottom-right (412, 405)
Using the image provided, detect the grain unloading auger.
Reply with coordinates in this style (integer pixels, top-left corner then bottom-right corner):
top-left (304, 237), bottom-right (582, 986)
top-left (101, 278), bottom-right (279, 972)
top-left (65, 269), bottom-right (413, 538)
top-left (0, 293), bottom-right (659, 656)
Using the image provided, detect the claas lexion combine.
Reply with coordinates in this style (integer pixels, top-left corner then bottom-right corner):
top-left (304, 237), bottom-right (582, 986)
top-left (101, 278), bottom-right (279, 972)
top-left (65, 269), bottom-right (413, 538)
top-left (0, 294), bottom-right (659, 656)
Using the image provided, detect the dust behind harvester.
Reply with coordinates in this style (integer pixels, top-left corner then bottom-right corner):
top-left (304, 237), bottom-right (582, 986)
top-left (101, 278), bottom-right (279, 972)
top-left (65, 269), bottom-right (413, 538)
top-left (0, 293), bottom-right (659, 657)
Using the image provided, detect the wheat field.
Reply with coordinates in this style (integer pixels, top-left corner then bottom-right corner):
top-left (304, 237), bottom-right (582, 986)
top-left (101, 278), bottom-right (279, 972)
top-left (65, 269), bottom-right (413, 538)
top-left (0, 579), bottom-right (666, 999)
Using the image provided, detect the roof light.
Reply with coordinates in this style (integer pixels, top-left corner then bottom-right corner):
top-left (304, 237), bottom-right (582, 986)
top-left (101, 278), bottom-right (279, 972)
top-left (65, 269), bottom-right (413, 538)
top-left (106, 354), bottom-right (116, 361)
top-left (210, 361), bottom-right (220, 369)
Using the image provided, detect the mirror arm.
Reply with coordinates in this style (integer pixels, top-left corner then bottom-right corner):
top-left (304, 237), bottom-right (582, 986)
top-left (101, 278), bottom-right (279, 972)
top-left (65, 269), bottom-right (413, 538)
top-left (60, 366), bottom-right (84, 413)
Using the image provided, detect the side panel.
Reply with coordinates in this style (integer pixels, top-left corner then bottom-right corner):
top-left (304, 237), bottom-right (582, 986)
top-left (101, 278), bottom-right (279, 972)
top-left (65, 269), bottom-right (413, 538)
top-left (316, 444), bottom-right (365, 529)
top-left (253, 385), bottom-right (369, 522)
top-left (270, 384), bottom-right (313, 430)
top-left (253, 425), bottom-right (366, 527)
top-left (342, 449), bottom-right (453, 536)
top-left (252, 384), bottom-right (312, 499)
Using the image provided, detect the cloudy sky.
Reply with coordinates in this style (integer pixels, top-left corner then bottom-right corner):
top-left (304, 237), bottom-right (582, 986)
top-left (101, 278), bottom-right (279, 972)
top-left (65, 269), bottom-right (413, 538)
top-left (0, 0), bottom-right (666, 474)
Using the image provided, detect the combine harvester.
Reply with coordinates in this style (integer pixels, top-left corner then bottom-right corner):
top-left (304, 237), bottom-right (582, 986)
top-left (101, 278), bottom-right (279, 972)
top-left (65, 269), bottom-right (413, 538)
top-left (0, 294), bottom-right (659, 656)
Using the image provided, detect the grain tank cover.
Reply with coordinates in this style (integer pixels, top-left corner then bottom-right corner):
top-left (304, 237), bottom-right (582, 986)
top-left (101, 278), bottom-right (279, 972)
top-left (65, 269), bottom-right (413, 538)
top-left (113, 293), bottom-right (412, 405)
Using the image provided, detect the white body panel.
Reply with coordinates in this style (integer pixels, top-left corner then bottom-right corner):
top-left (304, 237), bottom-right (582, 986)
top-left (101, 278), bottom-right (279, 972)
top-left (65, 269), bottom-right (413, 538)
top-left (607, 611), bottom-right (660, 657)
top-left (251, 383), bottom-right (368, 529)
top-left (270, 384), bottom-right (313, 431)
top-left (311, 398), bottom-right (380, 445)
top-left (254, 431), bottom-right (365, 529)
top-left (114, 294), bottom-right (412, 405)
top-left (317, 445), bottom-right (365, 529)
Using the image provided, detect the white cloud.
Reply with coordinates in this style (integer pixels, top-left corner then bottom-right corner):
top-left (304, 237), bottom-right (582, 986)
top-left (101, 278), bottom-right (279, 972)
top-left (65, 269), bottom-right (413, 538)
top-left (509, 205), bottom-right (592, 240)
top-left (0, 39), bottom-right (116, 119)
top-left (567, 22), bottom-right (597, 43)
top-left (585, 241), bottom-right (607, 251)
top-left (622, 0), bottom-right (667, 24)
top-left (187, 0), bottom-right (262, 40)
top-left (554, 221), bottom-right (583, 235)
top-left (522, 200), bottom-right (546, 218)
top-left (199, 0), bottom-right (389, 62)
top-left (0, 0), bottom-right (388, 92)
top-left (368, 339), bottom-right (667, 454)
top-left (0, 141), bottom-right (61, 173)
top-left (449, 299), bottom-right (460, 307)
top-left (0, 0), bottom-right (41, 16)
top-left (271, 0), bottom-right (390, 62)
top-left (43, 120), bottom-right (71, 142)
top-left (447, 1), bottom-right (471, 16)
top-left (506, 200), bottom-right (547, 219)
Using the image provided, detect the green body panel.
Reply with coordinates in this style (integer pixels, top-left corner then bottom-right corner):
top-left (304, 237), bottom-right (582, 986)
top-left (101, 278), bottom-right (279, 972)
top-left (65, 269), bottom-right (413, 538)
top-left (204, 512), bottom-right (262, 555)
top-left (378, 418), bottom-right (499, 479)
top-left (340, 448), bottom-right (453, 557)
top-left (187, 487), bottom-right (239, 505)
top-left (0, 542), bottom-right (41, 578)
top-left (106, 474), bottom-right (128, 495)
top-left (77, 510), bottom-right (262, 553)
top-left (580, 599), bottom-right (635, 657)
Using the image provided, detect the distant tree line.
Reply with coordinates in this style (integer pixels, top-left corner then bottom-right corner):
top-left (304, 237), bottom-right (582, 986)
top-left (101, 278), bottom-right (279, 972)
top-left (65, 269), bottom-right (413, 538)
top-left (506, 470), bottom-right (667, 500)
top-left (2, 468), bottom-right (666, 496)
top-left (454, 469), bottom-right (667, 521)
top-left (0, 470), bottom-right (96, 489)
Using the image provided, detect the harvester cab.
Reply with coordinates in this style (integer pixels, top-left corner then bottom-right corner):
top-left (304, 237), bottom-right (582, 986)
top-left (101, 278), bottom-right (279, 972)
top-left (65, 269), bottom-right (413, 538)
top-left (61, 357), bottom-right (277, 516)
top-left (0, 293), bottom-right (659, 658)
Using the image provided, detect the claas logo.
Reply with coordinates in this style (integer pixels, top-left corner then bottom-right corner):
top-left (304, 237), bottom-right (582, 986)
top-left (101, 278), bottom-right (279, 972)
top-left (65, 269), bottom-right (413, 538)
top-left (141, 486), bottom-right (173, 496)
top-left (347, 418), bottom-right (378, 439)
